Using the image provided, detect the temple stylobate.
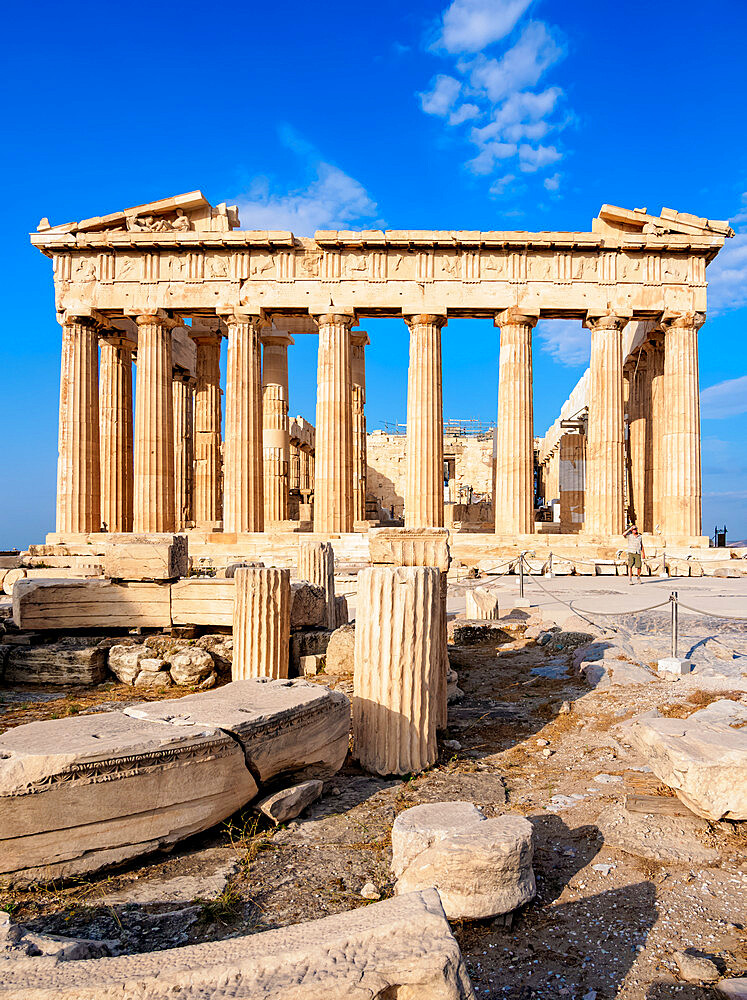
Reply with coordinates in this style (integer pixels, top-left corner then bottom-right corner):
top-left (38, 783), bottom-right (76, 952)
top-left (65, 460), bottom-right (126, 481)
top-left (31, 191), bottom-right (733, 546)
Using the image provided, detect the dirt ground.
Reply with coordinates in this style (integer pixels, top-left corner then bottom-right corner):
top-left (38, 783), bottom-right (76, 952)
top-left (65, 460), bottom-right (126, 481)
top-left (1, 620), bottom-right (746, 999)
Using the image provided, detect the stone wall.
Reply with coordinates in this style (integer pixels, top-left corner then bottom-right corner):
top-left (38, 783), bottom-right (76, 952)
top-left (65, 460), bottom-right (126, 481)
top-left (367, 432), bottom-right (494, 516)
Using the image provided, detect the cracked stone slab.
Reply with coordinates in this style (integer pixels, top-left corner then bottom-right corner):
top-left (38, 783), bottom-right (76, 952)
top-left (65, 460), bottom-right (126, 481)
top-left (0, 889), bottom-right (476, 1000)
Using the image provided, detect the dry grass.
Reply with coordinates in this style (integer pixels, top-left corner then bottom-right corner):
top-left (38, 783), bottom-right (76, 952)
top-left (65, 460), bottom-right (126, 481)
top-left (660, 688), bottom-right (745, 719)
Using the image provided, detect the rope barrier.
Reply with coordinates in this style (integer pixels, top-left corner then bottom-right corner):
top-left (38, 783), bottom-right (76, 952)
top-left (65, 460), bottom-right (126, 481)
top-left (675, 600), bottom-right (747, 622)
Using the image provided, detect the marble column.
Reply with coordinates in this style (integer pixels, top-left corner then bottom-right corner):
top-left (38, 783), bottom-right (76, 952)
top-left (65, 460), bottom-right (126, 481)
top-left (299, 444), bottom-right (311, 494)
top-left (351, 330), bottom-right (370, 524)
top-left (626, 351), bottom-right (652, 531)
top-left (172, 373), bottom-right (194, 530)
top-left (559, 432), bottom-right (585, 530)
top-left (494, 309), bottom-right (537, 535)
top-left (56, 315), bottom-right (101, 534)
top-left (262, 332), bottom-right (292, 525)
top-left (404, 314), bottom-right (446, 529)
top-left (648, 338), bottom-right (666, 533)
top-left (314, 313), bottom-right (354, 533)
top-left (133, 313), bottom-right (175, 533)
top-left (99, 336), bottom-right (134, 533)
top-left (289, 441), bottom-right (301, 492)
top-left (661, 313), bottom-right (704, 537)
top-left (584, 313), bottom-right (626, 536)
top-left (223, 312), bottom-right (264, 533)
top-left (192, 331), bottom-right (222, 528)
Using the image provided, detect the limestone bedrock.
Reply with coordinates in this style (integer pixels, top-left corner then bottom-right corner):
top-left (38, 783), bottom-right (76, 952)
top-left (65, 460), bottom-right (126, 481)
top-left (0, 889), bottom-right (475, 1000)
top-left (391, 802), bottom-right (536, 920)
top-left (624, 699), bottom-right (747, 821)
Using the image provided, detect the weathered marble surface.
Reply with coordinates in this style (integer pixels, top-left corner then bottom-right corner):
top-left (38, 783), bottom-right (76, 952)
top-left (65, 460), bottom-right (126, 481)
top-left (624, 699), bottom-right (747, 820)
top-left (0, 679), bottom-right (350, 883)
top-left (0, 889), bottom-right (475, 999)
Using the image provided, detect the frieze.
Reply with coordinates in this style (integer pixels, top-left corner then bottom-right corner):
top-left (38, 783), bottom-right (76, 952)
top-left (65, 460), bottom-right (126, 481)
top-left (9, 737), bottom-right (235, 796)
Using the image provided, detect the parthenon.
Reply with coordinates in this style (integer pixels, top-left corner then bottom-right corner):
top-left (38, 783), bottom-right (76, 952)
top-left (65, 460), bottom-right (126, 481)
top-left (31, 191), bottom-right (733, 551)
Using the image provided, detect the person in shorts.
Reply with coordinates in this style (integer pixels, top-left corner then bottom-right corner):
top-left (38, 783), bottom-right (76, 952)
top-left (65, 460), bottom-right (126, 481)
top-left (623, 524), bottom-right (645, 583)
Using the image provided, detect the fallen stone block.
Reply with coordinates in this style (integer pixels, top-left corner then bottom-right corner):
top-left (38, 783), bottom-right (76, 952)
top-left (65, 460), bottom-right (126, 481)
top-left (624, 700), bottom-right (747, 820)
top-left (718, 979), bottom-right (747, 1000)
top-left (673, 950), bottom-right (720, 983)
top-left (13, 579), bottom-right (171, 630)
top-left (0, 712), bottom-right (255, 885)
top-left (102, 535), bottom-right (188, 581)
top-left (392, 802), bottom-right (535, 919)
top-left (0, 888), bottom-right (475, 1000)
top-left (289, 629), bottom-right (332, 676)
top-left (464, 587), bottom-right (499, 620)
top-left (335, 593), bottom-right (349, 626)
top-left (165, 647), bottom-right (216, 687)
top-left (324, 623), bottom-right (355, 675)
top-left (4, 639), bottom-right (108, 686)
top-left (255, 778), bottom-right (323, 824)
top-left (170, 578), bottom-right (234, 626)
top-left (301, 653), bottom-right (325, 676)
top-left (124, 677), bottom-right (351, 785)
top-left (290, 580), bottom-right (327, 629)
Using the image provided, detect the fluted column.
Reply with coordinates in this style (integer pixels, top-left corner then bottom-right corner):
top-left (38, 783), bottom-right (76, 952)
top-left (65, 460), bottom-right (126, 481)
top-left (627, 351), bottom-right (652, 530)
top-left (648, 339), bottom-right (666, 532)
top-left (584, 313), bottom-right (626, 536)
top-left (299, 444), bottom-right (311, 493)
top-left (494, 309), bottom-right (537, 535)
top-left (314, 313), bottom-right (354, 533)
top-left (223, 312), bottom-right (264, 534)
top-left (661, 313), bottom-right (704, 537)
top-left (351, 330), bottom-right (370, 524)
top-left (99, 336), bottom-right (133, 533)
top-left (133, 313), bottom-right (175, 533)
top-left (262, 332), bottom-right (292, 525)
top-left (56, 315), bottom-right (101, 533)
top-left (172, 373), bottom-right (194, 530)
top-left (404, 315), bottom-right (446, 529)
top-left (353, 566), bottom-right (440, 776)
top-left (298, 540), bottom-right (336, 628)
top-left (559, 432), bottom-right (585, 530)
top-left (289, 442), bottom-right (301, 491)
top-left (193, 332), bottom-right (222, 528)
top-left (233, 567), bottom-right (291, 680)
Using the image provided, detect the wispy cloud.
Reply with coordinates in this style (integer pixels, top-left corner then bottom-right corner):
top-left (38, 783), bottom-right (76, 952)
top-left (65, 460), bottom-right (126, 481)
top-left (701, 375), bottom-right (747, 419)
top-left (433, 0), bottom-right (533, 54)
top-left (535, 319), bottom-right (589, 366)
top-left (419, 0), bottom-right (568, 193)
top-left (234, 129), bottom-right (378, 234)
top-left (705, 191), bottom-right (747, 313)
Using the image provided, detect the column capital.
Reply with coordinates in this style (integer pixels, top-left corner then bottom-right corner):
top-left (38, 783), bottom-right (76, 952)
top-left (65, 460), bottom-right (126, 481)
top-left (661, 311), bottom-right (706, 332)
top-left (60, 310), bottom-right (105, 328)
top-left (403, 314), bottom-right (447, 328)
top-left (99, 332), bottom-right (137, 351)
top-left (172, 368), bottom-right (196, 386)
top-left (133, 311), bottom-right (178, 329)
top-left (351, 329), bottom-right (370, 347)
top-left (218, 307), bottom-right (265, 326)
top-left (493, 308), bottom-right (538, 329)
top-left (313, 311), bottom-right (356, 327)
top-left (583, 311), bottom-right (628, 332)
top-left (261, 329), bottom-right (295, 348)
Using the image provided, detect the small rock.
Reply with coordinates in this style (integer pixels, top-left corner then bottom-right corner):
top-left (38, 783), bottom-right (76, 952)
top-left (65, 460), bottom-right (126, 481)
top-left (592, 863), bottom-right (615, 876)
top-left (673, 950), bottom-right (720, 984)
top-left (536, 738), bottom-right (549, 747)
top-left (558, 701), bottom-right (572, 715)
top-left (541, 748), bottom-right (553, 757)
top-left (255, 779), bottom-right (324, 825)
top-left (167, 647), bottom-right (215, 686)
top-left (717, 979), bottom-right (747, 1000)
top-left (443, 740), bottom-right (462, 751)
top-left (360, 882), bottom-right (381, 900)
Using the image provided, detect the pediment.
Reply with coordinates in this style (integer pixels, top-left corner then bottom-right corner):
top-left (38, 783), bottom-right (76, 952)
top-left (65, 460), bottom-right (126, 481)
top-left (36, 191), bottom-right (240, 236)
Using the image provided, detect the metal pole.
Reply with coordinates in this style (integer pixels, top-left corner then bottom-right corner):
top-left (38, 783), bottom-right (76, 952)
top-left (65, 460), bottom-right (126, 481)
top-left (670, 591), bottom-right (678, 659)
top-left (519, 553), bottom-right (525, 599)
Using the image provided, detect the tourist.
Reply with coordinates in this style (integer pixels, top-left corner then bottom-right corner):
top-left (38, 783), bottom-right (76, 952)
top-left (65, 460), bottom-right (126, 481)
top-left (623, 524), bottom-right (645, 584)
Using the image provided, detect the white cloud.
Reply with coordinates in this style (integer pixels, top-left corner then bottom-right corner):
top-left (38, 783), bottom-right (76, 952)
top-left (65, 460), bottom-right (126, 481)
top-left (435, 0), bottom-right (533, 54)
top-left (236, 160), bottom-right (377, 235)
top-left (467, 22), bottom-right (563, 103)
top-left (544, 172), bottom-right (560, 191)
top-left (466, 141), bottom-right (518, 175)
top-left (420, 74), bottom-right (462, 116)
top-left (536, 319), bottom-right (589, 366)
top-left (518, 143), bottom-right (561, 172)
top-left (489, 174), bottom-right (515, 197)
top-left (701, 375), bottom-right (747, 419)
top-left (448, 102), bottom-right (481, 125)
top-left (706, 232), bottom-right (747, 313)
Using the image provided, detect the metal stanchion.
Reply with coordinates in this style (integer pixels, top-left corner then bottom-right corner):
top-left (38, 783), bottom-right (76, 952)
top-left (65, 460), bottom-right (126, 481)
top-left (519, 554), bottom-right (525, 599)
top-left (671, 591), bottom-right (679, 660)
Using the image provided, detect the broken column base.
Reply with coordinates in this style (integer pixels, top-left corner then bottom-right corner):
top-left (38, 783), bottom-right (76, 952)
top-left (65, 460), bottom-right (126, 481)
top-left (657, 656), bottom-right (693, 677)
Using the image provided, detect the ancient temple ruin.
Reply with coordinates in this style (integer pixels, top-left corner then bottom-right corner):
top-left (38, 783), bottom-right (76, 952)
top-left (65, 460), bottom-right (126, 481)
top-left (31, 192), bottom-right (732, 552)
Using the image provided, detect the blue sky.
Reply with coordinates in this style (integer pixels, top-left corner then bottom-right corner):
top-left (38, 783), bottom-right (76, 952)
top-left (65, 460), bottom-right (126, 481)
top-left (3, 0), bottom-right (747, 548)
